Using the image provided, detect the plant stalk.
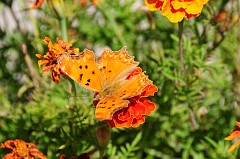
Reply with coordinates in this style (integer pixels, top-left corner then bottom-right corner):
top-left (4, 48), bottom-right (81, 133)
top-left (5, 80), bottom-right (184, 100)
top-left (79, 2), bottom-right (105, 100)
top-left (178, 20), bottom-right (184, 72)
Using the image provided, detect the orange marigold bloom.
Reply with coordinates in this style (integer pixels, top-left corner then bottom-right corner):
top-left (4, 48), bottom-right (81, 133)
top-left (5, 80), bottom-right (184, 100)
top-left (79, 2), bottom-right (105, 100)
top-left (145, 0), bottom-right (209, 23)
top-left (225, 121), bottom-right (240, 152)
top-left (98, 67), bottom-right (158, 128)
top-left (0, 139), bottom-right (46, 159)
top-left (36, 37), bottom-right (79, 83)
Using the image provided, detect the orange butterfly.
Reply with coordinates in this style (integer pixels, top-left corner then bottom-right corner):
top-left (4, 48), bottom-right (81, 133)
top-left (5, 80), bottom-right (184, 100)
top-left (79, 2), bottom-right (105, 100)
top-left (58, 47), bottom-right (152, 120)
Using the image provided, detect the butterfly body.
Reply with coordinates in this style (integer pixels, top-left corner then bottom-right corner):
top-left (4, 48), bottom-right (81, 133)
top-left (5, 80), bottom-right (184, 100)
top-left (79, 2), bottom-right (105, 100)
top-left (58, 47), bottom-right (152, 120)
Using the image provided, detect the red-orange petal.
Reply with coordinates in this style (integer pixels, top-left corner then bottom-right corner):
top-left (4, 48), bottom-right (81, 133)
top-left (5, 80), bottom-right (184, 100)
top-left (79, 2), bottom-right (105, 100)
top-left (38, 60), bottom-right (49, 67)
top-left (140, 99), bottom-right (156, 115)
top-left (132, 116), bottom-right (145, 128)
top-left (118, 109), bottom-right (131, 121)
top-left (41, 64), bottom-right (56, 73)
top-left (141, 84), bottom-right (158, 97)
top-left (2, 153), bottom-right (16, 159)
top-left (128, 103), bottom-right (146, 119)
top-left (225, 129), bottom-right (240, 140)
top-left (113, 116), bottom-right (133, 128)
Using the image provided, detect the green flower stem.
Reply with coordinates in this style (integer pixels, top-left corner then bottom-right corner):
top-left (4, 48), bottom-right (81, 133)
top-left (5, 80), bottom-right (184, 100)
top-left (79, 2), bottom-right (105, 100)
top-left (178, 20), bottom-right (184, 72)
top-left (60, 16), bottom-right (68, 41)
top-left (99, 148), bottom-right (104, 159)
top-left (59, 9), bottom-right (77, 137)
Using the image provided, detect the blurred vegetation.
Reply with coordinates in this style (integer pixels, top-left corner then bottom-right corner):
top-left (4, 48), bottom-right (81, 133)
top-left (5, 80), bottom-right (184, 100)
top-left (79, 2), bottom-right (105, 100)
top-left (0, 0), bottom-right (240, 158)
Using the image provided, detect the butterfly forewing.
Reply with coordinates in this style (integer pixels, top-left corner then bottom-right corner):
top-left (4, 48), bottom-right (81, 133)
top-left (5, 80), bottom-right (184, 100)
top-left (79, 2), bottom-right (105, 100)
top-left (112, 72), bottom-right (152, 99)
top-left (95, 96), bottom-right (129, 120)
top-left (97, 47), bottom-right (139, 87)
top-left (58, 50), bottom-right (103, 92)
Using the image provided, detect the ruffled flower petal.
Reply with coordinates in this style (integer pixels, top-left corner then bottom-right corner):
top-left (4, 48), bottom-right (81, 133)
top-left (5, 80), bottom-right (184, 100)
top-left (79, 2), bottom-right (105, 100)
top-left (103, 67), bottom-right (158, 128)
top-left (225, 121), bottom-right (240, 152)
top-left (145, 0), bottom-right (209, 23)
top-left (132, 116), bottom-right (145, 128)
top-left (139, 99), bottom-right (156, 115)
top-left (141, 84), bottom-right (158, 97)
top-left (0, 139), bottom-right (46, 159)
top-left (128, 102), bottom-right (146, 119)
top-left (36, 37), bottom-right (78, 83)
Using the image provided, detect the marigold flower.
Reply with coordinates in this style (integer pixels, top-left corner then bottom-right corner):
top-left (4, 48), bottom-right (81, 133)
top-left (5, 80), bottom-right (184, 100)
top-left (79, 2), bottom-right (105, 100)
top-left (36, 37), bottom-right (79, 83)
top-left (0, 139), bottom-right (46, 159)
top-left (145, 0), bottom-right (209, 23)
top-left (225, 121), bottom-right (240, 152)
top-left (80, 0), bottom-right (97, 5)
top-left (103, 67), bottom-right (158, 128)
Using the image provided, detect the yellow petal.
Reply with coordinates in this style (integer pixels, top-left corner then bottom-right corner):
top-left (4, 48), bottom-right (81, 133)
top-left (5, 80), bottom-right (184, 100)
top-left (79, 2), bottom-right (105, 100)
top-left (171, 0), bottom-right (189, 10)
top-left (38, 60), bottom-right (49, 67)
top-left (186, 0), bottom-right (204, 15)
top-left (228, 140), bottom-right (240, 152)
top-left (144, 0), bottom-right (163, 11)
top-left (225, 130), bottom-right (240, 140)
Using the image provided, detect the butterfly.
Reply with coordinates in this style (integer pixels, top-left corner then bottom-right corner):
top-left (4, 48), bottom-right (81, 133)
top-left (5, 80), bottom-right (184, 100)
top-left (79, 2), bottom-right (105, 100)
top-left (58, 47), bottom-right (152, 120)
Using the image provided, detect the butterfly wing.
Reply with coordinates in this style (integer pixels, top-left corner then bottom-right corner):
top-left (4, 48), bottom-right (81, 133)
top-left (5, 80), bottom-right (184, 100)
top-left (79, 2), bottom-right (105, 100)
top-left (95, 96), bottom-right (129, 120)
top-left (97, 47), bottom-right (139, 87)
top-left (113, 72), bottom-right (152, 99)
top-left (95, 72), bottom-right (152, 120)
top-left (58, 49), bottom-right (103, 92)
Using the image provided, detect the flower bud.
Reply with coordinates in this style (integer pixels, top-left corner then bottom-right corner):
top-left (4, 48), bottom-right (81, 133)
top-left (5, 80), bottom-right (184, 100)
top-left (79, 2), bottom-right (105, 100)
top-left (96, 125), bottom-right (111, 148)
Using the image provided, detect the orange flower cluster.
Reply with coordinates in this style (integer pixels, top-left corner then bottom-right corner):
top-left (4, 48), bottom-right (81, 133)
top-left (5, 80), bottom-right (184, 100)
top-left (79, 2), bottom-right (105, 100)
top-left (145, 0), bottom-right (209, 23)
top-left (104, 67), bottom-right (158, 128)
top-left (36, 37), bottom-right (79, 83)
top-left (0, 139), bottom-right (46, 159)
top-left (225, 121), bottom-right (240, 152)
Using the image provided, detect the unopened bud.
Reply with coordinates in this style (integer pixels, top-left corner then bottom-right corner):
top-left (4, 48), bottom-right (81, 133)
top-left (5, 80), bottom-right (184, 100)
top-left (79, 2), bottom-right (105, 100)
top-left (96, 125), bottom-right (111, 148)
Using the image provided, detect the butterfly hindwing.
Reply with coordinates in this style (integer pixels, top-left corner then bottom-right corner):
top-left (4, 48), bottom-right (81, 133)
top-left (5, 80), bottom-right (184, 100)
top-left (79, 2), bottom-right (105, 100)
top-left (113, 72), bottom-right (152, 99)
top-left (95, 96), bottom-right (129, 120)
top-left (58, 49), bottom-right (103, 92)
top-left (97, 47), bottom-right (139, 87)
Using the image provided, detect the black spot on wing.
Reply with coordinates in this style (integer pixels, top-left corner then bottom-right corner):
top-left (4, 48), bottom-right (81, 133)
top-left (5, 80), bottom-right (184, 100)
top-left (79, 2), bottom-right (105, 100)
top-left (80, 74), bottom-right (83, 81)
